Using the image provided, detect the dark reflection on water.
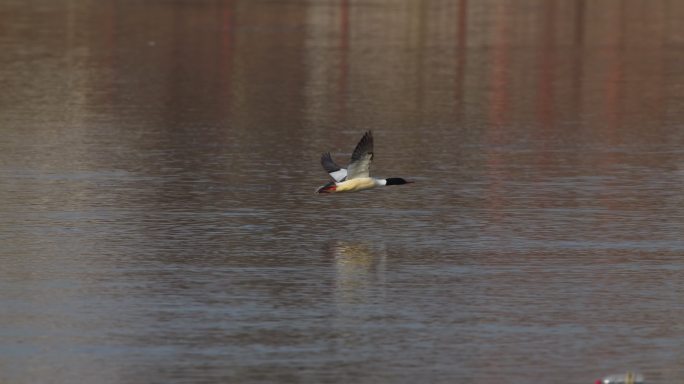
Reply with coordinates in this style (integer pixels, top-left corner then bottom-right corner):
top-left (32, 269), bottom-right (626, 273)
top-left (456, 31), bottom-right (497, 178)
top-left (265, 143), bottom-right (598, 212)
top-left (2, 0), bottom-right (684, 383)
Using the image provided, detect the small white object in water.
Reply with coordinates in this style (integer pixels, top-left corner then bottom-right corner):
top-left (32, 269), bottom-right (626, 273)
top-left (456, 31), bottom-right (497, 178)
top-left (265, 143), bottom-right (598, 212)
top-left (596, 372), bottom-right (644, 384)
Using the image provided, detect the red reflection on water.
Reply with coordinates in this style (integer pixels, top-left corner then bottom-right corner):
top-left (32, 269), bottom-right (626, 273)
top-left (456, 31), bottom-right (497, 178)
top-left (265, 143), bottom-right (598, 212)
top-left (535, 0), bottom-right (557, 167)
top-left (485, 2), bottom-right (512, 221)
top-left (337, 0), bottom-right (350, 121)
top-left (219, 0), bottom-right (235, 120)
top-left (454, 0), bottom-right (468, 120)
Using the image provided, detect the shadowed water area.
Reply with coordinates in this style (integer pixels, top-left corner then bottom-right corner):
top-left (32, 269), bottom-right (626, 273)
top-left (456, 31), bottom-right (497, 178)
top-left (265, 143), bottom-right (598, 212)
top-left (2, 1), bottom-right (684, 383)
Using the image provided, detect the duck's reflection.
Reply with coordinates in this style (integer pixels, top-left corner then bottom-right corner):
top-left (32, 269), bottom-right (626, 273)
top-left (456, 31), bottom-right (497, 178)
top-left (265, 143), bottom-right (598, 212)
top-left (328, 241), bottom-right (387, 305)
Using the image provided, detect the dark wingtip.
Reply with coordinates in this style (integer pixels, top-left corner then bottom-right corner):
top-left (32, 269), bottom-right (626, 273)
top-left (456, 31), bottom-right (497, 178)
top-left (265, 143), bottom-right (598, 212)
top-left (351, 130), bottom-right (374, 162)
top-left (321, 152), bottom-right (342, 173)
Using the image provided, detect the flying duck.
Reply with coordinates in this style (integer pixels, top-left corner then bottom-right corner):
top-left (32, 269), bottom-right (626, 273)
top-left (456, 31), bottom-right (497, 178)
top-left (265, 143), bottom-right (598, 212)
top-left (317, 131), bottom-right (412, 193)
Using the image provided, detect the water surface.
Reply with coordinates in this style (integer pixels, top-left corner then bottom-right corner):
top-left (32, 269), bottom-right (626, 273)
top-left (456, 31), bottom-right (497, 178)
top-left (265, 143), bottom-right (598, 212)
top-left (2, 1), bottom-right (684, 383)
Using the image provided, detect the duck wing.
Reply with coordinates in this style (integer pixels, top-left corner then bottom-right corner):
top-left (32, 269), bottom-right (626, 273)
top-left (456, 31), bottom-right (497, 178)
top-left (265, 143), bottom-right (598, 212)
top-left (346, 131), bottom-right (374, 180)
top-left (321, 152), bottom-right (348, 182)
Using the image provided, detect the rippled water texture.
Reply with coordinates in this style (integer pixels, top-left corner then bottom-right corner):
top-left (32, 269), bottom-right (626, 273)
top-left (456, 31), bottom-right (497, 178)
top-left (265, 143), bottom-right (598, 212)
top-left (2, 1), bottom-right (684, 383)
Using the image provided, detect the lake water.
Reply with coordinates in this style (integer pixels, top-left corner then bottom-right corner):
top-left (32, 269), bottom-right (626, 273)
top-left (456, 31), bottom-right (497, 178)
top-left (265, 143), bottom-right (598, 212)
top-left (2, 1), bottom-right (684, 383)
